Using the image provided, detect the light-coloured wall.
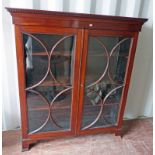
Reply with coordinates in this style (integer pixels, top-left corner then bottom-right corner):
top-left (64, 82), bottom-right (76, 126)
top-left (2, 0), bottom-right (153, 130)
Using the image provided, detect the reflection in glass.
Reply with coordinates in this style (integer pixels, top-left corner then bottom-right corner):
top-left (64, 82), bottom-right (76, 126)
top-left (82, 36), bottom-right (131, 130)
top-left (23, 33), bottom-right (75, 134)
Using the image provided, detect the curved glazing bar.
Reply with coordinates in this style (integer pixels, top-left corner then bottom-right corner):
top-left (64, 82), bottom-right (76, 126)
top-left (23, 33), bottom-right (75, 134)
top-left (108, 38), bottom-right (130, 84)
top-left (49, 87), bottom-right (72, 129)
top-left (83, 85), bottom-right (124, 130)
top-left (24, 33), bottom-right (50, 90)
top-left (49, 35), bottom-right (74, 86)
top-left (27, 89), bottom-right (50, 134)
top-left (86, 38), bottom-right (109, 88)
top-left (82, 36), bottom-right (131, 130)
top-left (50, 87), bottom-right (72, 108)
top-left (25, 34), bottom-right (73, 90)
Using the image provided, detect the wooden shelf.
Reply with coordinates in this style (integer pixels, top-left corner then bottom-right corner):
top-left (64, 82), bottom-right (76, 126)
top-left (31, 52), bottom-right (128, 58)
top-left (88, 53), bottom-right (128, 58)
top-left (39, 80), bottom-right (70, 87)
top-left (28, 102), bottom-right (119, 111)
top-left (32, 52), bottom-right (71, 57)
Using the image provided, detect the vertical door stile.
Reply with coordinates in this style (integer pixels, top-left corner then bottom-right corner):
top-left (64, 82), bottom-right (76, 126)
top-left (76, 29), bottom-right (89, 134)
top-left (117, 32), bottom-right (139, 128)
top-left (71, 29), bottom-right (84, 134)
top-left (15, 25), bottom-right (28, 139)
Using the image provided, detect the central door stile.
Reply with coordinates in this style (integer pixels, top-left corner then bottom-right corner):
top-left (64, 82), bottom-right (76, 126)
top-left (76, 29), bottom-right (89, 135)
top-left (71, 29), bottom-right (85, 135)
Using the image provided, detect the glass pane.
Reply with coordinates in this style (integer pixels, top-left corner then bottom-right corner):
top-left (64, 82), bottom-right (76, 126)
top-left (82, 36), bottom-right (131, 130)
top-left (23, 33), bottom-right (75, 134)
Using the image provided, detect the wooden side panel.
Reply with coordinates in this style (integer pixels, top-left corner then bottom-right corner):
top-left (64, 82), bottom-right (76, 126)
top-left (117, 32), bottom-right (139, 128)
top-left (14, 26), bottom-right (28, 139)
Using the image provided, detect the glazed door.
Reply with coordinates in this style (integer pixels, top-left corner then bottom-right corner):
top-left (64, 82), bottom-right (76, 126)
top-left (78, 30), bottom-right (133, 133)
top-left (20, 27), bottom-right (81, 137)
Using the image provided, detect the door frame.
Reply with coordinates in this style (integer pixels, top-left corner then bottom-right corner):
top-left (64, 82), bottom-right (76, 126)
top-left (15, 25), bottom-right (83, 140)
top-left (76, 29), bottom-right (139, 135)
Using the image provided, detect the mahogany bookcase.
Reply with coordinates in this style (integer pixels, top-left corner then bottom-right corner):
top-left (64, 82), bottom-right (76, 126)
top-left (6, 8), bottom-right (147, 151)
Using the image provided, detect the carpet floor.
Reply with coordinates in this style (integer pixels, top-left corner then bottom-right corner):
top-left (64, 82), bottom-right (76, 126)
top-left (2, 118), bottom-right (153, 155)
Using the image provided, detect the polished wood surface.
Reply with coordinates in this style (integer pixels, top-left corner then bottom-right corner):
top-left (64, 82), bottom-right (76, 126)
top-left (15, 25), bottom-right (28, 139)
top-left (7, 8), bottom-right (147, 151)
top-left (117, 32), bottom-right (139, 128)
top-left (6, 8), bottom-right (147, 32)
